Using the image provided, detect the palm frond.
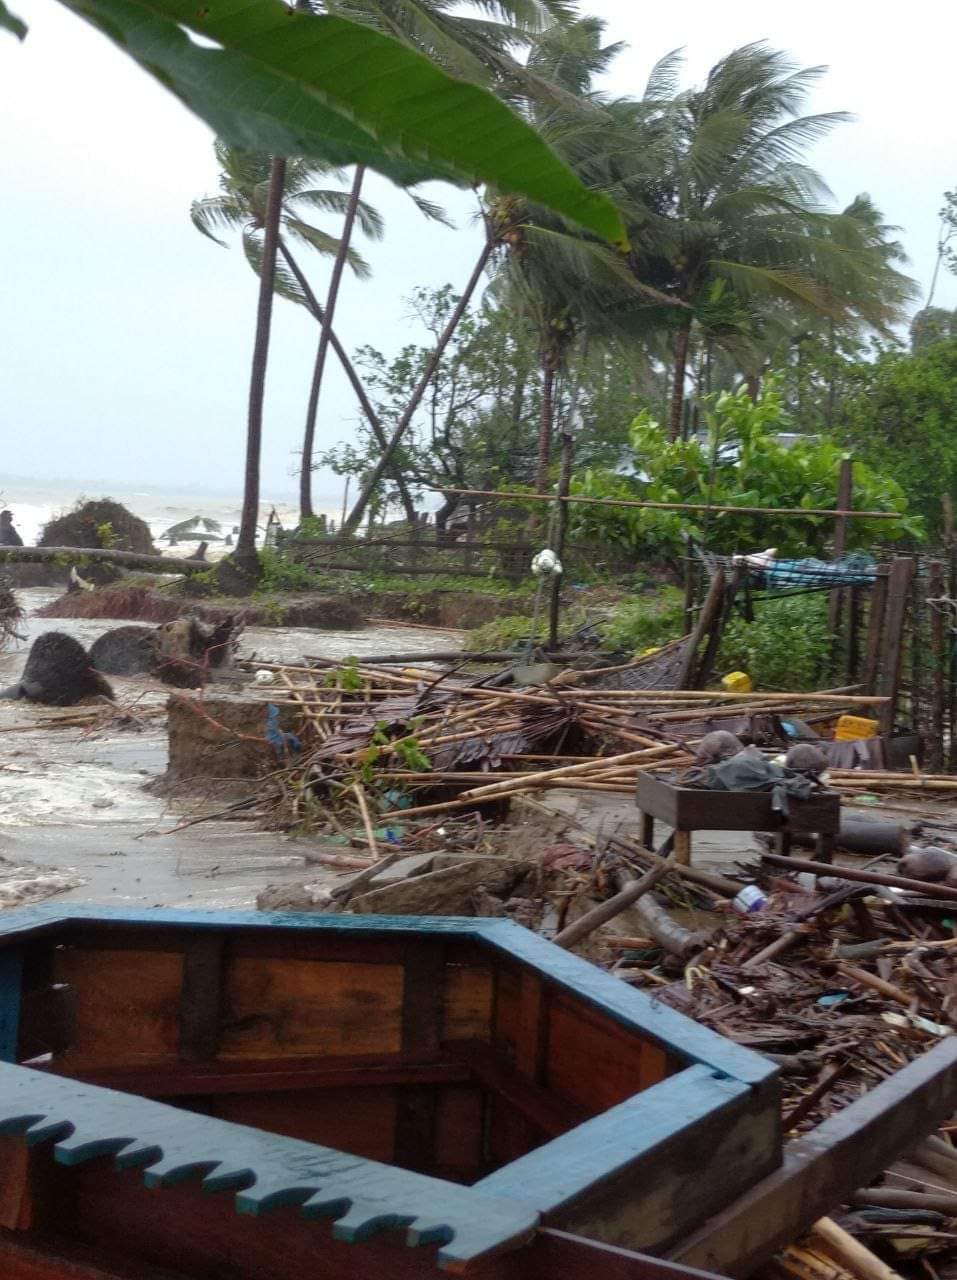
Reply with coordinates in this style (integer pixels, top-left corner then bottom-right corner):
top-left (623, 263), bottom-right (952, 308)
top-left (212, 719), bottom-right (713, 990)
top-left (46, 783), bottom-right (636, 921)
top-left (190, 195), bottom-right (249, 245)
top-left (294, 187), bottom-right (385, 239)
top-left (407, 190), bottom-right (456, 227)
top-left (242, 228), bottom-right (310, 307)
top-left (283, 216), bottom-right (373, 278)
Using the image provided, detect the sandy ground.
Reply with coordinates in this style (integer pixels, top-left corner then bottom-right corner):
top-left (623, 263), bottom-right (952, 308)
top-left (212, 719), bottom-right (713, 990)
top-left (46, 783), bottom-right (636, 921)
top-left (0, 589), bottom-right (463, 912)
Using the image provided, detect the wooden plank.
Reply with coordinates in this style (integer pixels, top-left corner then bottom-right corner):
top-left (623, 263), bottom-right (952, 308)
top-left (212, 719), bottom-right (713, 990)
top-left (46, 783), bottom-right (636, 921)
top-left (434, 1085), bottom-right (485, 1178)
top-left (0, 1136), bottom-right (31, 1230)
top-left (18, 984), bottom-right (75, 1060)
top-left (544, 992), bottom-right (659, 1114)
top-left (0, 948), bottom-right (22, 1063)
top-left (178, 937), bottom-right (224, 1062)
top-left (447, 1039), bottom-right (587, 1138)
top-left (393, 1084), bottom-right (439, 1172)
top-left (443, 965), bottom-right (494, 1042)
top-left (0, 1234), bottom-right (172, 1280)
top-left (0, 1220), bottom-right (727, 1280)
top-left (637, 775), bottom-right (840, 836)
top-left (53, 949), bottom-right (183, 1068)
top-left (877, 556), bottom-right (916, 731)
top-left (402, 946), bottom-right (446, 1059)
top-left (672, 1037), bottom-right (957, 1277)
top-left (396, 947), bottom-right (446, 1170)
top-left (516, 1229), bottom-right (728, 1280)
top-left (678, 569), bottom-right (726, 690)
top-left (213, 1087), bottom-right (399, 1163)
top-left (44, 1056), bottom-right (470, 1098)
top-left (0, 1060), bottom-right (541, 1271)
top-left (478, 1064), bottom-right (780, 1256)
top-left (219, 958), bottom-right (403, 1058)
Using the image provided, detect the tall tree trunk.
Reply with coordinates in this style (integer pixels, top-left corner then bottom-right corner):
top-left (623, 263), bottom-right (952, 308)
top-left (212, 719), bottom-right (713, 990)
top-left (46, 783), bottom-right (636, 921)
top-left (745, 373), bottom-right (760, 402)
top-left (826, 318), bottom-right (837, 430)
top-left (548, 427), bottom-right (574, 648)
top-left (236, 157), bottom-right (286, 573)
top-left (341, 233), bottom-right (494, 537)
top-left (300, 165), bottom-right (366, 525)
top-left (668, 322), bottom-right (691, 442)
top-left (278, 238), bottom-right (417, 529)
top-left (536, 358), bottom-right (556, 491)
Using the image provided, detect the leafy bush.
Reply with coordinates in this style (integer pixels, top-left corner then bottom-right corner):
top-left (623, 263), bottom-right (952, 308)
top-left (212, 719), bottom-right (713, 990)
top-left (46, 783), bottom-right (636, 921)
top-left (256, 551), bottom-right (322, 593)
top-left (717, 594), bottom-right (834, 691)
top-left (569, 382), bottom-right (919, 564)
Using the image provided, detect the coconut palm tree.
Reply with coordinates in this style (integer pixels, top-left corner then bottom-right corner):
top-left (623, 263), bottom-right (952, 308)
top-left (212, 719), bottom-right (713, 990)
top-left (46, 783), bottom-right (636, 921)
top-left (192, 141), bottom-right (387, 552)
top-left (605, 43), bottom-right (917, 439)
top-left (191, 142), bottom-right (382, 303)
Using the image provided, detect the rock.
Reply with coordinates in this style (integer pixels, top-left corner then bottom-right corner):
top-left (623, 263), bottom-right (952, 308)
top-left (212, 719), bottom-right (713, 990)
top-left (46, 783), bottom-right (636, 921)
top-left (900, 847), bottom-right (957, 883)
top-left (256, 882), bottom-right (334, 912)
top-left (362, 853), bottom-right (438, 886)
top-left (349, 856), bottom-right (533, 916)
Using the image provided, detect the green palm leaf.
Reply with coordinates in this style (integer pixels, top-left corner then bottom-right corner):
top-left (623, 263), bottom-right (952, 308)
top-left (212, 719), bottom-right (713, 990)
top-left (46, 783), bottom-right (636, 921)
top-left (283, 216), bottom-right (372, 277)
top-left (242, 229), bottom-right (309, 306)
top-left (55, 0), bottom-right (627, 246)
top-left (0, 0), bottom-right (26, 38)
top-left (190, 195), bottom-right (249, 245)
top-left (294, 188), bottom-right (385, 239)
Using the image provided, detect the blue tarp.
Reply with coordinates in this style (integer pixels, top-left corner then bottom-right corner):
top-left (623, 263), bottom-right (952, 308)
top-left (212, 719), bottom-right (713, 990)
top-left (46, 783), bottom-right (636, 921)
top-left (763, 553), bottom-right (878, 591)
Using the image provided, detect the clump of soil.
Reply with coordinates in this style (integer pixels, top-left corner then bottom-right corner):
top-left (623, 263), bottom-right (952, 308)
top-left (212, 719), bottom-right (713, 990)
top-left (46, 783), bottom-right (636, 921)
top-left (40, 499), bottom-right (156, 555)
top-left (38, 586), bottom-right (366, 630)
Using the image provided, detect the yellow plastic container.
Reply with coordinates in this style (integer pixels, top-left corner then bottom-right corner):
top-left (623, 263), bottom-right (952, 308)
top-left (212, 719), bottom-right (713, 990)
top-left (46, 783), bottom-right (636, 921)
top-left (835, 714), bottom-right (879, 741)
top-left (722, 671), bottom-right (753, 694)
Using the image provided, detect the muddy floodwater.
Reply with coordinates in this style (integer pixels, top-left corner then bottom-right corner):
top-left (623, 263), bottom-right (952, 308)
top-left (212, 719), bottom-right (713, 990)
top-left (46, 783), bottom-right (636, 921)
top-left (0, 589), bottom-right (463, 912)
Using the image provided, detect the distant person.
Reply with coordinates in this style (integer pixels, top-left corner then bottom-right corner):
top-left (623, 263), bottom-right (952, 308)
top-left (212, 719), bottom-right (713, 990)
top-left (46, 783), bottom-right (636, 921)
top-left (0, 511), bottom-right (23, 547)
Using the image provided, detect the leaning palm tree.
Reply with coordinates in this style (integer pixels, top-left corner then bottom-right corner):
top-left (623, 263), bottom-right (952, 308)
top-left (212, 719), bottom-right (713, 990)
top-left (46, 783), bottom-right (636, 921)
top-left (335, 0), bottom-right (602, 535)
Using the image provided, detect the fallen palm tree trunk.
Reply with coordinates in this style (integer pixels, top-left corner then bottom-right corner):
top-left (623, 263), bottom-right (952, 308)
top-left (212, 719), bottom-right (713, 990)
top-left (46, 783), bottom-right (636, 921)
top-left (0, 545), bottom-right (211, 574)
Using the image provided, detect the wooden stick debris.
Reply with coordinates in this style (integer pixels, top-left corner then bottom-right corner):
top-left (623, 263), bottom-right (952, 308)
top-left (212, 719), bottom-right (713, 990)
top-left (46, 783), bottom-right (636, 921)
top-left (552, 854), bottom-right (675, 950)
top-left (761, 852), bottom-right (957, 903)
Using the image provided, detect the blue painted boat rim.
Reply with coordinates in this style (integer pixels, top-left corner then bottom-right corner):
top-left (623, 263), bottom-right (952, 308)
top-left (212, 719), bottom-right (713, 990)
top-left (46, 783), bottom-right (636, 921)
top-left (0, 904), bottom-right (777, 1088)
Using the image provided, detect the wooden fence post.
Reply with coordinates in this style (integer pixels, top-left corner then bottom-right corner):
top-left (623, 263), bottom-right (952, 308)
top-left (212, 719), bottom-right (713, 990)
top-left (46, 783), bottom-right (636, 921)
top-left (929, 560), bottom-right (947, 773)
top-left (828, 458), bottom-right (853, 672)
top-left (877, 557), bottom-right (916, 732)
top-left (678, 568), bottom-right (727, 690)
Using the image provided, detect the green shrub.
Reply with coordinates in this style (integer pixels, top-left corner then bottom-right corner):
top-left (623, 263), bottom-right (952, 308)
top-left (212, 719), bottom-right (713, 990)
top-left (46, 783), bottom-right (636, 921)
top-left (717, 594), bottom-right (833, 691)
top-left (598, 588), bottom-right (685, 654)
top-left (256, 551), bottom-right (319, 593)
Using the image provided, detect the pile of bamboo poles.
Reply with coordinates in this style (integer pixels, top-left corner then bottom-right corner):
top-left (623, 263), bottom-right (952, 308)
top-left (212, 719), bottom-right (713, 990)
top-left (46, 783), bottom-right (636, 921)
top-left (244, 657), bottom-right (916, 825)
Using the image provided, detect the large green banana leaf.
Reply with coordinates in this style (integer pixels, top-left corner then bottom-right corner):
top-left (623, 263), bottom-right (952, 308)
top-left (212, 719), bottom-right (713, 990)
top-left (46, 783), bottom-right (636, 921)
top-left (4, 0), bottom-right (626, 246)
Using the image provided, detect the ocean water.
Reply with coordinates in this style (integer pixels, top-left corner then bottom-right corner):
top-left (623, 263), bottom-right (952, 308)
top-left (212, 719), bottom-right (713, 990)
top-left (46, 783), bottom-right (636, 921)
top-left (0, 479), bottom-right (345, 550)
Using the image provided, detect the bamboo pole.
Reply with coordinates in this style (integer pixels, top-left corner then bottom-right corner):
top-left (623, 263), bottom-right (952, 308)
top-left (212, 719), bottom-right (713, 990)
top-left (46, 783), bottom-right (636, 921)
top-left (432, 486), bottom-right (903, 520)
top-left (352, 783), bottom-right (380, 859)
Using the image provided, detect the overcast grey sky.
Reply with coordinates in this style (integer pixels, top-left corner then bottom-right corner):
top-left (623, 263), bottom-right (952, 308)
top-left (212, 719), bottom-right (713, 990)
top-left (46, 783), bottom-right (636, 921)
top-left (1, 0), bottom-right (955, 501)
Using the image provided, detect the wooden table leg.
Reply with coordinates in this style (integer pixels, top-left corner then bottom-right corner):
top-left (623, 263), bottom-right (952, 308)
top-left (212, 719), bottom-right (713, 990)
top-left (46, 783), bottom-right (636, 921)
top-left (641, 811), bottom-right (655, 851)
top-left (816, 834), bottom-right (835, 865)
top-left (673, 830), bottom-right (692, 866)
top-left (776, 829), bottom-right (793, 856)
